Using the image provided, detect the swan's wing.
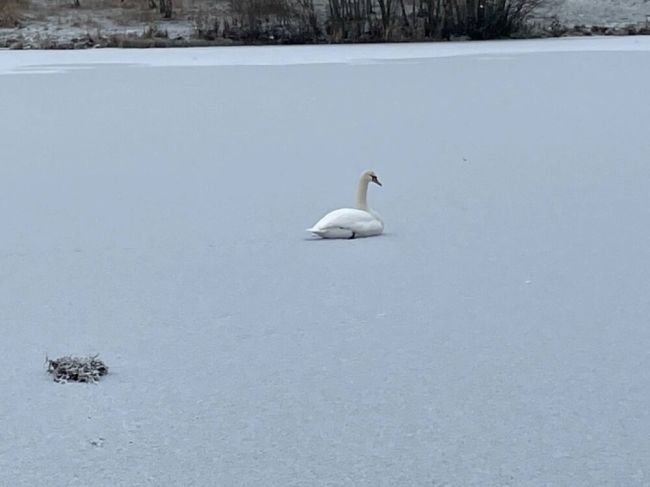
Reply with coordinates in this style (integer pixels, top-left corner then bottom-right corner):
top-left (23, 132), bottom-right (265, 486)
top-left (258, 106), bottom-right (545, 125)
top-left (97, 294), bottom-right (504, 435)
top-left (308, 208), bottom-right (371, 230)
top-left (368, 209), bottom-right (383, 225)
top-left (308, 208), bottom-right (382, 236)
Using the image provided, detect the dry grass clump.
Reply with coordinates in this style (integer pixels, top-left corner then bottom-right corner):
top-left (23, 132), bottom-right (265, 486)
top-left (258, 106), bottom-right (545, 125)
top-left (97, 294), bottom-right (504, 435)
top-left (0, 0), bottom-right (28, 27)
top-left (46, 355), bottom-right (109, 383)
top-left (114, 0), bottom-right (196, 24)
top-left (114, 2), bottom-right (160, 24)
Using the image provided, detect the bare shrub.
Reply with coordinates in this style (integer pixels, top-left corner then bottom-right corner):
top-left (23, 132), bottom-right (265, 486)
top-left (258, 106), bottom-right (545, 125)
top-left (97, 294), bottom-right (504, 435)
top-left (193, 0), bottom-right (546, 43)
top-left (115, 1), bottom-right (158, 25)
top-left (192, 9), bottom-right (222, 39)
top-left (547, 14), bottom-right (566, 37)
top-left (159, 0), bottom-right (171, 18)
top-left (326, 0), bottom-right (377, 41)
top-left (324, 0), bottom-right (416, 41)
top-left (116, 0), bottom-right (173, 19)
top-left (0, 0), bottom-right (28, 27)
top-left (441, 0), bottom-right (544, 40)
top-left (143, 21), bottom-right (169, 37)
top-left (228, 0), bottom-right (292, 35)
top-left (324, 0), bottom-right (542, 41)
top-left (225, 0), bottom-right (321, 42)
top-left (294, 0), bottom-right (320, 37)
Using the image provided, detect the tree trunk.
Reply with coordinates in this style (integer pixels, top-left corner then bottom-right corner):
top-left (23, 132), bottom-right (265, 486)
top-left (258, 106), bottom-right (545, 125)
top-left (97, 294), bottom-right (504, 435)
top-left (399, 0), bottom-right (409, 27)
top-left (159, 0), bottom-right (172, 19)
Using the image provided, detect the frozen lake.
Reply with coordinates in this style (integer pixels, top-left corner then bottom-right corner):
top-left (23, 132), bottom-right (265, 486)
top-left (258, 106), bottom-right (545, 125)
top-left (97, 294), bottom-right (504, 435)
top-left (1, 38), bottom-right (650, 486)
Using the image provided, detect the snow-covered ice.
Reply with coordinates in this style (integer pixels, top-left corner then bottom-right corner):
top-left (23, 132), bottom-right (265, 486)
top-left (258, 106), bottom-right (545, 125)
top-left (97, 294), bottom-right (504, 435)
top-left (2, 36), bottom-right (650, 73)
top-left (1, 38), bottom-right (650, 486)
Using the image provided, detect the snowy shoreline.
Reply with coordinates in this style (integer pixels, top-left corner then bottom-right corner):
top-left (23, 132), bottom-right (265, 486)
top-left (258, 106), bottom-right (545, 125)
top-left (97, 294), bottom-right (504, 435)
top-left (2, 35), bottom-right (650, 75)
top-left (2, 25), bottom-right (650, 50)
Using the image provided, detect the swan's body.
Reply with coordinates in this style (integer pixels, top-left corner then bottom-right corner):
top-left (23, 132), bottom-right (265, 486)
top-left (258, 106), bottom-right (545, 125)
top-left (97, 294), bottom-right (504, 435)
top-left (307, 208), bottom-right (383, 239)
top-left (307, 170), bottom-right (384, 239)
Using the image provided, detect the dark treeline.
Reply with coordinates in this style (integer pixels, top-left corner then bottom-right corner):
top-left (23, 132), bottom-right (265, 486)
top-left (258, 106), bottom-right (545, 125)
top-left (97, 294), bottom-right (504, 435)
top-left (199, 0), bottom-right (543, 43)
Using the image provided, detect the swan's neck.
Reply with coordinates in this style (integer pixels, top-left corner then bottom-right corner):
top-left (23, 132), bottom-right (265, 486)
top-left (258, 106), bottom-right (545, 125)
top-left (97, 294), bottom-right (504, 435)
top-left (356, 177), bottom-right (369, 211)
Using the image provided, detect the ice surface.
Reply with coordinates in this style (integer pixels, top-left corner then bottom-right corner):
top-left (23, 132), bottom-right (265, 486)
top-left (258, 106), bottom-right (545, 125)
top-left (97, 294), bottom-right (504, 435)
top-left (1, 38), bottom-right (650, 486)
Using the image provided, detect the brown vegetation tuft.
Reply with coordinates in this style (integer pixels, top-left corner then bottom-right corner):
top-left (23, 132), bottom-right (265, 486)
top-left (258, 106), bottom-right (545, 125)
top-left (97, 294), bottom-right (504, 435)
top-left (46, 354), bottom-right (109, 383)
top-left (0, 0), bottom-right (28, 27)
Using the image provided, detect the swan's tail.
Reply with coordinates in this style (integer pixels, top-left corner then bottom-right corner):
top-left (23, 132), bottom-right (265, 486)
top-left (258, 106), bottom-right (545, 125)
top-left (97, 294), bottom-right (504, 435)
top-left (306, 227), bottom-right (324, 236)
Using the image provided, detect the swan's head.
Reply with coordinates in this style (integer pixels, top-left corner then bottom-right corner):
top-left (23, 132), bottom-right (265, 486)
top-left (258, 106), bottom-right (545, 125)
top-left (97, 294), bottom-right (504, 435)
top-left (363, 170), bottom-right (382, 187)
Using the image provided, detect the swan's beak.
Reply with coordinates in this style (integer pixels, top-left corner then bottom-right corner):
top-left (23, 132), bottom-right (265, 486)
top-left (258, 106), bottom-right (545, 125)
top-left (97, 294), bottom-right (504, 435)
top-left (372, 177), bottom-right (382, 187)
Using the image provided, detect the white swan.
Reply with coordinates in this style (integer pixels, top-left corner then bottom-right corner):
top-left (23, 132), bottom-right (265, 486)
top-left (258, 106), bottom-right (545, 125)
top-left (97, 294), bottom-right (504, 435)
top-left (307, 170), bottom-right (384, 239)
